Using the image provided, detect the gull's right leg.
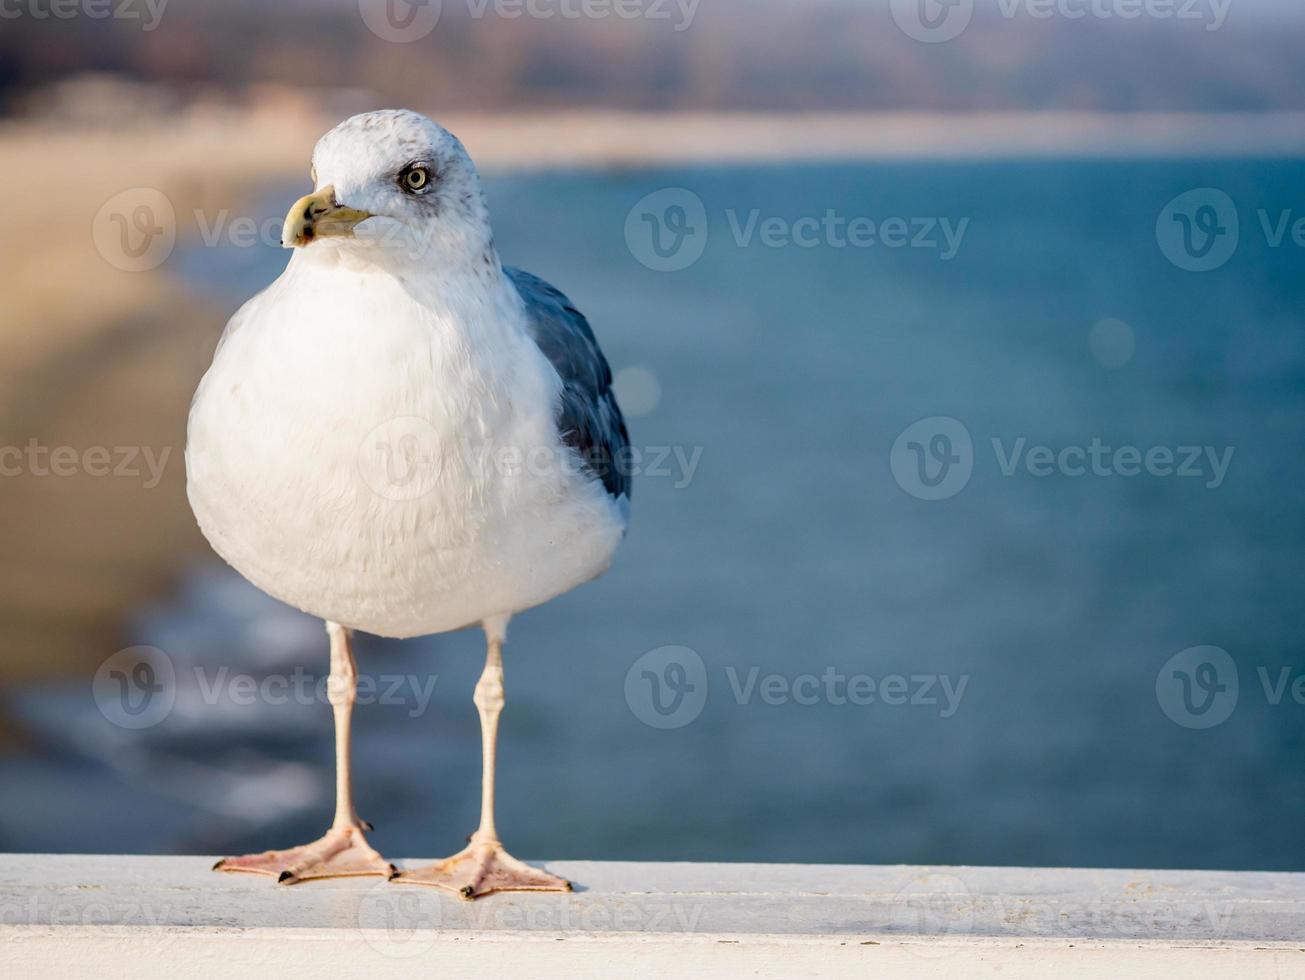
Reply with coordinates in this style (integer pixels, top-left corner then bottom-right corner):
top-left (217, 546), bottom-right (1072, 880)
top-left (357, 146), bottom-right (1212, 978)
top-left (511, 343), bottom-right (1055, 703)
top-left (213, 621), bottom-right (394, 884)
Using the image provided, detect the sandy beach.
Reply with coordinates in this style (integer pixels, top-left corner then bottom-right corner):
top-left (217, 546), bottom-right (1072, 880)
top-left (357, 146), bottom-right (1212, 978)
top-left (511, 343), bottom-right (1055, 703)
top-left (0, 112), bottom-right (323, 689)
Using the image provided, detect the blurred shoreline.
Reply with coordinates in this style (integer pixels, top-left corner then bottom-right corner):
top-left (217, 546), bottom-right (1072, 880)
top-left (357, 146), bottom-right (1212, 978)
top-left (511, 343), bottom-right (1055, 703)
top-left (448, 110), bottom-right (1305, 163)
top-left (12, 108), bottom-right (1305, 172)
top-left (2, 103), bottom-right (1303, 703)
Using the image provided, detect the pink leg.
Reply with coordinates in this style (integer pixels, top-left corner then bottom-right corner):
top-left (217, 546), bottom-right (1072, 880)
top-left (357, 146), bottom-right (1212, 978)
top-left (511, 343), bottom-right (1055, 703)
top-left (392, 617), bottom-right (570, 899)
top-left (214, 622), bottom-right (394, 885)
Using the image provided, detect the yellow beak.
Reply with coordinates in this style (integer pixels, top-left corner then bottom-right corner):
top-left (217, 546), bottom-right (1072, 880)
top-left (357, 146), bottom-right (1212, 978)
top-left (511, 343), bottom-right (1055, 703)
top-left (281, 185), bottom-right (373, 248)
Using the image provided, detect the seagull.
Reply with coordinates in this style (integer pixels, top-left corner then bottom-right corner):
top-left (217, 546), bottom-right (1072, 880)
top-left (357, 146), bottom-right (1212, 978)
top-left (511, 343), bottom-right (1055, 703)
top-left (186, 109), bottom-right (630, 898)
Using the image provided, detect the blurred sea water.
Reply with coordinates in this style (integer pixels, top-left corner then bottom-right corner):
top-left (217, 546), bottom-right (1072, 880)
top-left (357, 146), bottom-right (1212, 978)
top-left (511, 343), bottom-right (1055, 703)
top-left (6, 159), bottom-right (1305, 871)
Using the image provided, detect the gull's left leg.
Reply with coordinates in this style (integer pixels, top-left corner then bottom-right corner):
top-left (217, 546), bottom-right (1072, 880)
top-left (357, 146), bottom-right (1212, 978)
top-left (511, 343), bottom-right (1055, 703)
top-left (392, 615), bottom-right (571, 899)
top-left (214, 621), bottom-right (394, 884)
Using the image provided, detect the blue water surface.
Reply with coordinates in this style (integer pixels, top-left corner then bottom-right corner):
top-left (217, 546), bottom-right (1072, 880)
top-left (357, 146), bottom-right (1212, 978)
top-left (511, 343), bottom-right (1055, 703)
top-left (10, 159), bottom-right (1305, 871)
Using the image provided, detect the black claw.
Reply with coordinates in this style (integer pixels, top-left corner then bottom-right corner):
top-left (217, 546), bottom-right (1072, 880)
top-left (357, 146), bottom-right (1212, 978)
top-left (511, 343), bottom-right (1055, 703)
top-left (361, 821), bottom-right (375, 832)
top-left (387, 869), bottom-right (401, 881)
top-left (459, 885), bottom-right (475, 899)
top-left (211, 859), bottom-right (227, 872)
top-left (277, 871), bottom-right (296, 884)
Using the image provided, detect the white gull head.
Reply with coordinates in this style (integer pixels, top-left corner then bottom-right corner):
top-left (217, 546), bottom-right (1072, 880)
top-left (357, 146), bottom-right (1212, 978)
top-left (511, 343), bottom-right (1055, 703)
top-left (282, 109), bottom-right (495, 272)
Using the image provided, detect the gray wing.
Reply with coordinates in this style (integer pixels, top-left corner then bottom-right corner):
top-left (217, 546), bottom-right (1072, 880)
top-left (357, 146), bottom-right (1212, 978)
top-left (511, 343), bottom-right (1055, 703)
top-left (507, 267), bottom-right (631, 503)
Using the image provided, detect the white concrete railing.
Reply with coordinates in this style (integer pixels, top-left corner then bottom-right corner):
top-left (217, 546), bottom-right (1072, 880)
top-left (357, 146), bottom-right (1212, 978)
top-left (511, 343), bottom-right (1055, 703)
top-left (2, 855), bottom-right (1304, 978)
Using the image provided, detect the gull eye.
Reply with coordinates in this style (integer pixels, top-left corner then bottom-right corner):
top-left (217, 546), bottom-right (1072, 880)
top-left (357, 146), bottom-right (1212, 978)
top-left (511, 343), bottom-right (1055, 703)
top-left (400, 164), bottom-right (432, 193)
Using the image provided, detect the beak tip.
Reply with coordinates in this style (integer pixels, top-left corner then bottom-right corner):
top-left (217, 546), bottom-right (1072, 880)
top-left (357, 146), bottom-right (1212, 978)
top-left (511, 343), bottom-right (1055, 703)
top-left (282, 185), bottom-right (369, 249)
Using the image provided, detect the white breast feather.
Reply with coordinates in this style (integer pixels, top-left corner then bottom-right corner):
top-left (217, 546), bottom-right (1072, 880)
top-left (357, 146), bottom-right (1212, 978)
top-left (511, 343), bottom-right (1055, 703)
top-left (186, 253), bottom-right (626, 637)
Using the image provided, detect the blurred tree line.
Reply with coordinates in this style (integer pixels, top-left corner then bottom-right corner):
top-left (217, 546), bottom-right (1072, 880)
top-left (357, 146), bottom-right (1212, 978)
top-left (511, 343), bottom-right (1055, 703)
top-left (1, 0), bottom-right (1303, 115)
